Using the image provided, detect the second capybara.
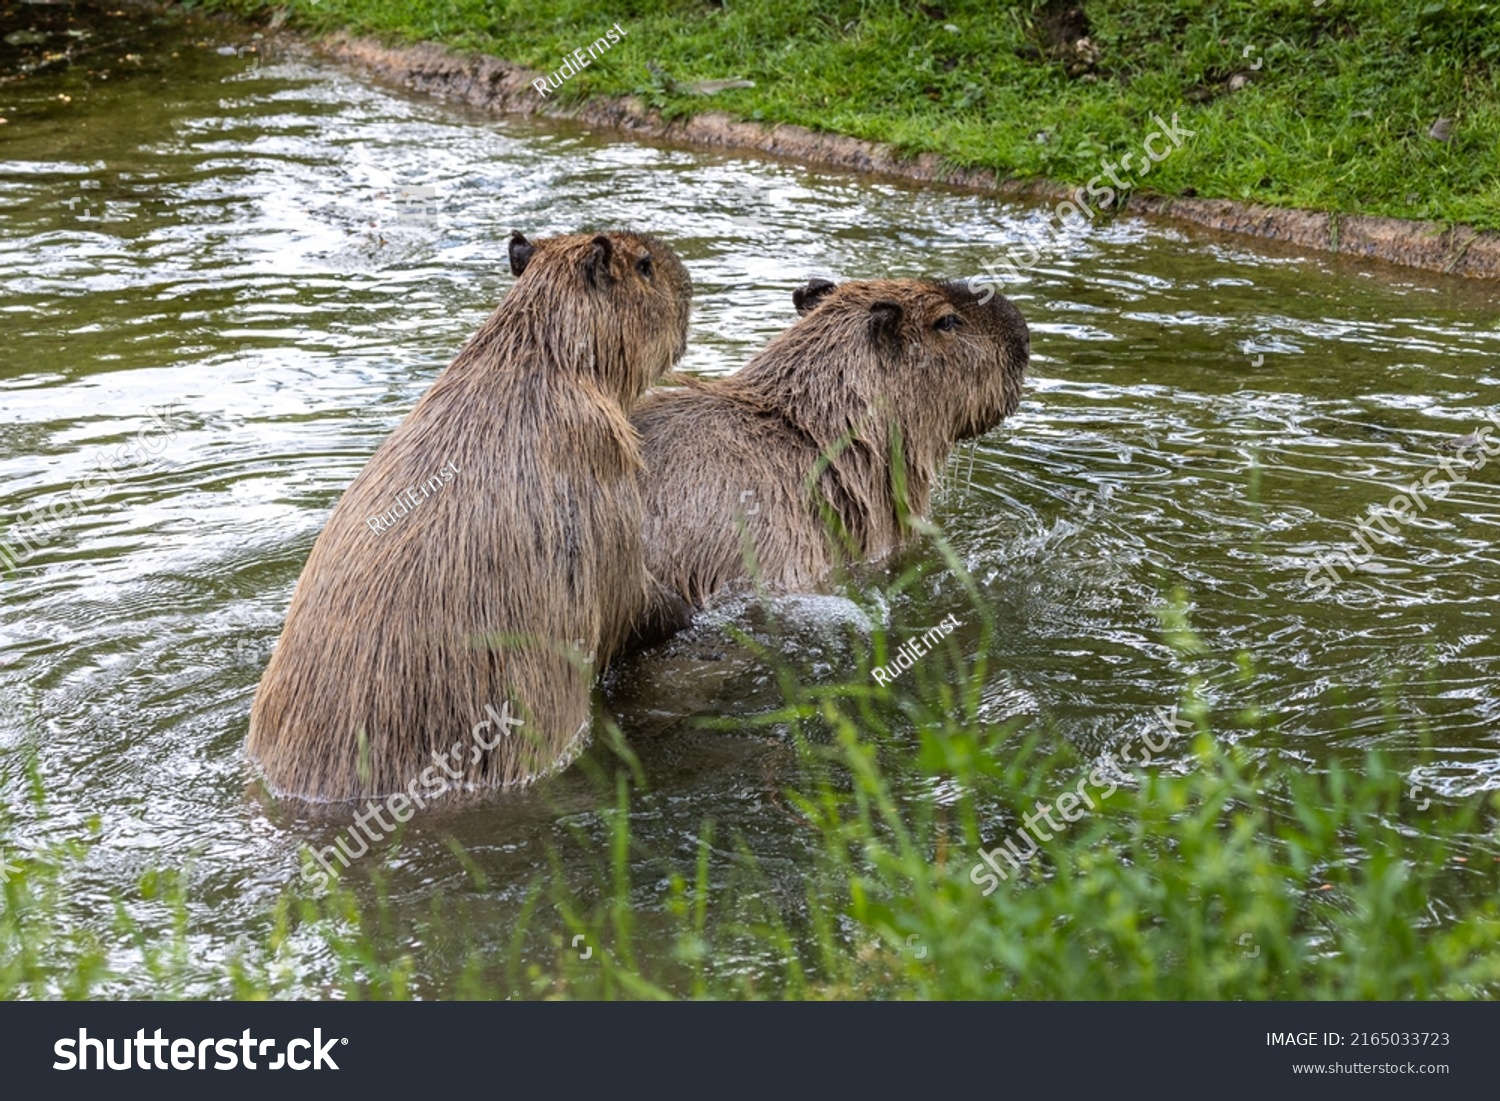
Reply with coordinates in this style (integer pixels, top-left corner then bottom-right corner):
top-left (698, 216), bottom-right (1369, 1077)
top-left (631, 277), bottom-right (1028, 635)
top-left (247, 229), bottom-right (692, 802)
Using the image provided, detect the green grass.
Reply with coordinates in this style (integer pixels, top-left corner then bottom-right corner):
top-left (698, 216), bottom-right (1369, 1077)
top-left (191, 0), bottom-right (1500, 229)
top-left (5, 556), bottom-right (1499, 1000)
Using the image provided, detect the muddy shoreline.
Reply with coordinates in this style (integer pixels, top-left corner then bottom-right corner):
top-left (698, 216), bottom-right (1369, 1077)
top-left (311, 32), bottom-right (1500, 282)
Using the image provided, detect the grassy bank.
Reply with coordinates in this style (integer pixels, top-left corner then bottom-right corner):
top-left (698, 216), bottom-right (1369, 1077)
top-left (195, 0), bottom-right (1500, 230)
top-left (6, 579), bottom-right (1499, 1000)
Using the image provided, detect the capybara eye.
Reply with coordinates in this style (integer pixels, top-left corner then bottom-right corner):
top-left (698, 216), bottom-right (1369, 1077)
top-left (636, 255), bottom-right (654, 279)
top-left (934, 314), bottom-right (963, 332)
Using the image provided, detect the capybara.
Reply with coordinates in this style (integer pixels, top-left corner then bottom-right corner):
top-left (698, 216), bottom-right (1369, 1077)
top-left (247, 229), bottom-right (692, 801)
top-left (631, 277), bottom-right (1028, 635)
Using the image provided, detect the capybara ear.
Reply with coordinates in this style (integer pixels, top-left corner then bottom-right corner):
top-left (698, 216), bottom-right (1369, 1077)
top-left (792, 278), bottom-right (837, 315)
top-left (584, 234), bottom-right (614, 287)
top-left (508, 231), bottom-right (536, 277)
top-left (868, 299), bottom-right (904, 346)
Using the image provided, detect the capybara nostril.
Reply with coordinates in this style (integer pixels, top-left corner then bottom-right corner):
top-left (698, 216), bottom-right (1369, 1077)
top-left (247, 229), bottom-right (693, 805)
top-left (630, 276), bottom-right (1028, 640)
top-left (982, 288), bottom-right (1030, 367)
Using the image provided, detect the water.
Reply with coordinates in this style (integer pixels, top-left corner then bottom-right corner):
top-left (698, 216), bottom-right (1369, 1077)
top-left (3, 9), bottom-right (1499, 996)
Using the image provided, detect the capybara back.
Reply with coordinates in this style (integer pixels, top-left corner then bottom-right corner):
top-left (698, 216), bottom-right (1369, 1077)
top-left (248, 230), bottom-right (692, 801)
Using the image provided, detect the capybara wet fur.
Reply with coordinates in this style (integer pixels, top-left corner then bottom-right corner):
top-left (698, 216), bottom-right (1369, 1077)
top-left (632, 277), bottom-right (1027, 635)
top-left (247, 230), bottom-right (692, 802)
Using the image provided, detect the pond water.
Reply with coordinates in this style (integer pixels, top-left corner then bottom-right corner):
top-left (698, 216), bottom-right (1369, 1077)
top-left (2, 8), bottom-right (1498, 996)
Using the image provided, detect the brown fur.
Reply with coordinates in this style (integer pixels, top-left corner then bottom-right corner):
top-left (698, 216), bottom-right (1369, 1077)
top-left (631, 277), bottom-right (1028, 635)
top-left (247, 230), bottom-right (692, 801)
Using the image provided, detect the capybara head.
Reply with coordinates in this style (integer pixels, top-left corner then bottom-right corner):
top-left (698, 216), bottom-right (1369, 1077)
top-left (779, 276), bottom-right (1029, 449)
top-left (503, 229), bottom-right (692, 404)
